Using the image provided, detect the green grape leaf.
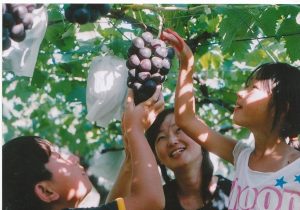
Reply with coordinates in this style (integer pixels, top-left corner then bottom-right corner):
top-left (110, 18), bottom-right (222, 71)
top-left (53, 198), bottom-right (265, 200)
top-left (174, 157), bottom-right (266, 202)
top-left (66, 82), bottom-right (86, 103)
top-left (278, 17), bottom-right (300, 35)
top-left (257, 7), bottom-right (281, 36)
top-left (285, 36), bottom-right (300, 62)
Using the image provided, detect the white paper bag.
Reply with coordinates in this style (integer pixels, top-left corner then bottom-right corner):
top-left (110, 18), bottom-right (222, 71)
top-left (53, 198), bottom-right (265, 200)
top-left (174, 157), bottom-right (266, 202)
top-left (2, 6), bottom-right (48, 77)
top-left (86, 55), bottom-right (128, 127)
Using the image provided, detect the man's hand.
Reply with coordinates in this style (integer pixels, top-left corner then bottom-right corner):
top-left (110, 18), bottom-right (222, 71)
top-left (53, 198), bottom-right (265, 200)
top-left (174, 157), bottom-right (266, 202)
top-left (123, 85), bottom-right (164, 135)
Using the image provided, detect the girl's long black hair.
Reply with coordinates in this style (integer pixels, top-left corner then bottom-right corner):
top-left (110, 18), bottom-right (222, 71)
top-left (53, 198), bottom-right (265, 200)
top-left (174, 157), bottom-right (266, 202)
top-left (146, 108), bottom-right (214, 203)
top-left (246, 62), bottom-right (300, 140)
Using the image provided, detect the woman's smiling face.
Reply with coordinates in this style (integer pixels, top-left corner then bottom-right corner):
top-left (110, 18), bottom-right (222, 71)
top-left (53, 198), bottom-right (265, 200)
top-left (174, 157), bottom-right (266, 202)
top-left (154, 113), bottom-right (202, 171)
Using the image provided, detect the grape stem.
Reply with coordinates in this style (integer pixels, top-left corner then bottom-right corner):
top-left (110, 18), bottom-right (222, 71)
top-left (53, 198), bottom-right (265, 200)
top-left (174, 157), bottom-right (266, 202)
top-left (157, 12), bottom-right (164, 39)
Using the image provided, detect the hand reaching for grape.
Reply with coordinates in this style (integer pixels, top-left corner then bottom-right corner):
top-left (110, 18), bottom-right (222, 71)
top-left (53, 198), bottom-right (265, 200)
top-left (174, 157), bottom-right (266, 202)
top-left (123, 86), bottom-right (165, 135)
top-left (121, 85), bottom-right (164, 170)
top-left (160, 28), bottom-right (194, 66)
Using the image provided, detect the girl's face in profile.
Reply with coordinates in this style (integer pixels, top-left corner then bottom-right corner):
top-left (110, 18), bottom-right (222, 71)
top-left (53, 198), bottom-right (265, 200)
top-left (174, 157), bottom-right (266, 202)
top-left (44, 144), bottom-right (92, 204)
top-left (154, 113), bottom-right (202, 171)
top-left (233, 79), bottom-right (274, 131)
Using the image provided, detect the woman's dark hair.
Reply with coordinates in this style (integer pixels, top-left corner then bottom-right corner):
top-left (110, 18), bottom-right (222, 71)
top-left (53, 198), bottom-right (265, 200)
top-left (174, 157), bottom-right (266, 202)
top-left (246, 62), bottom-right (300, 139)
top-left (145, 108), bottom-right (214, 203)
top-left (3, 136), bottom-right (53, 210)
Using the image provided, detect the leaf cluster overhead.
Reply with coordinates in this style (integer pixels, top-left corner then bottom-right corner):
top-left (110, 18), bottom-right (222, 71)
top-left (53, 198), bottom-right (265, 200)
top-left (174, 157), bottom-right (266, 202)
top-left (3, 4), bottom-right (300, 163)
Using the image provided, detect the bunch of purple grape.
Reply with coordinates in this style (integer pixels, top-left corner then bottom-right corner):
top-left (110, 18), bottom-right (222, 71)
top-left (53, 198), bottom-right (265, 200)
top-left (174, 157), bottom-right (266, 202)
top-left (126, 31), bottom-right (175, 104)
top-left (2, 4), bottom-right (43, 51)
top-left (64, 4), bottom-right (111, 25)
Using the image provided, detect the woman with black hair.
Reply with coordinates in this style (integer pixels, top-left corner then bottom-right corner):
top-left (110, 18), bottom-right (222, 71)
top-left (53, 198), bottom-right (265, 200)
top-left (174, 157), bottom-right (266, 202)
top-left (146, 108), bottom-right (232, 210)
top-left (161, 28), bottom-right (300, 209)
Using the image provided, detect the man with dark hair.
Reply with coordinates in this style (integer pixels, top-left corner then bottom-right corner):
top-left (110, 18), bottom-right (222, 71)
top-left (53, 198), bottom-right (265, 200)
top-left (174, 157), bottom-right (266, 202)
top-left (3, 87), bottom-right (165, 210)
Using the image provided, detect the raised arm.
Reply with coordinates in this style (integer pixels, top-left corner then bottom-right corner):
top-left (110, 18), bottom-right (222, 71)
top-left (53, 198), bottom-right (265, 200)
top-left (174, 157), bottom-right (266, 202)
top-left (161, 29), bottom-right (236, 163)
top-left (105, 134), bottom-right (132, 203)
top-left (122, 87), bottom-right (165, 210)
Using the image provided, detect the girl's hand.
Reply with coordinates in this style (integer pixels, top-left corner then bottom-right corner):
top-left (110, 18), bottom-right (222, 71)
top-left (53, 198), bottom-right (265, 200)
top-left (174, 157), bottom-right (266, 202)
top-left (160, 28), bottom-right (193, 63)
top-left (123, 86), bottom-right (164, 135)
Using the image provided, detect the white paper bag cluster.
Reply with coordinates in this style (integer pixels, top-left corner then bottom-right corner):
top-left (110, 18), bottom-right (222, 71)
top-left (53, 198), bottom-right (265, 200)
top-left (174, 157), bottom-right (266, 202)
top-left (86, 55), bottom-right (128, 127)
top-left (2, 6), bottom-right (48, 77)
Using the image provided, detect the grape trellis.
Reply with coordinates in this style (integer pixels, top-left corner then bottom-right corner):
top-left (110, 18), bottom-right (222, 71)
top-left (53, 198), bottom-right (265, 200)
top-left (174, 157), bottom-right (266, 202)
top-left (2, 4), bottom-right (300, 195)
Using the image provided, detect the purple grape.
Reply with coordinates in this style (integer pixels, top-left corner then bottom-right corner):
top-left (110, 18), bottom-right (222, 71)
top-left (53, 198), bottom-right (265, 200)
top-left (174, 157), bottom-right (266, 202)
top-left (10, 23), bottom-right (26, 42)
top-left (70, 4), bottom-right (85, 10)
top-left (128, 69), bottom-right (136, 79)
top-left (133, 82), bottom-right (142, 91)
top-left (127, 46), bottom-right (137, 57)
top-left (10, 4), bottom-right (25, 10)
top-left (138, 47), bottom-right (152, 59)
top-left (126, 32), bottom-right (171, 104)
top-left (127, 76), bottom-right (134, 88)
top-left (26, 4), bottom-right (36, 13)
top-left (35, 4), bottom-right (43, 9)
top-left (88, 7), bottom-right (100, 22)
top-left (64, 4), bottom-right (105, 24)
top-left (154, 46), bottom-right (168, 58)
top-left (162, 58), bottom-right (171, 69)
top-left (98, 4), bottom-right (111, 15)
top-left (126, 61), bottom-right (133, 70)
top-left (22, 13), bottom-right (34, 29)
top-left (160, 58), bottom-right (171, 75)
top-left (138, 59), bottom-right (151, 72)
top-left (132, 37), bottom-right (144, 49)
top-left (167, 47), bottom-right (175, 59)
top-left (150, 39), bottom-right (166, 49)
top-left (141, 31), bottom-right (153, 45)
top-left (129, 54), bottom-right (140, 67)
top-left (151, 56), bottom-right (163, 73)
top-left (12, 5), bottom-right (28, 21)
top-left (65, 6), bottom-right (75, 23)
top-left (141, 79), bottom-right (157, 97)
top-left (137, 72), bottom-right (151, 82)
top-left (126, 54), bottom-right (140, 69)
top-left (73, 7), bottom-right (90, 24)
top-left (91, 4), bottom-right (111, 15)
top-left (133, 79), bottom-right (157, 105)
top-left (150, 73), bottom-right (163, 84)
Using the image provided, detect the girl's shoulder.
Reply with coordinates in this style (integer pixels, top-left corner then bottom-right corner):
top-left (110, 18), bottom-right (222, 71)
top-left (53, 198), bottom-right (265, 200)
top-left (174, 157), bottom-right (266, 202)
top-left (274, 143), bottom-right (300, 171)
top-left (233, 141), bottom-right (252, 166)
